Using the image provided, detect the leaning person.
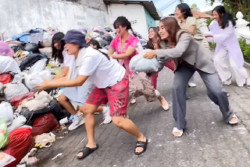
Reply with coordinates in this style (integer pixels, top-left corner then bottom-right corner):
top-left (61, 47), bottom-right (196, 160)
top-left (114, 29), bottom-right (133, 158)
top-left (36, 30), bottom-right (148, 159)
top-left (144, 17), bottom-right (238, 137)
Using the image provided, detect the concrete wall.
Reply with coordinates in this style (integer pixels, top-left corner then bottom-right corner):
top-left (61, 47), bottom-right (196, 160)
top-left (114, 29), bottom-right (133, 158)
top-left (107, 4), bottom-right (148, 39)
top-left (0, 0), bottom-right (109, 39)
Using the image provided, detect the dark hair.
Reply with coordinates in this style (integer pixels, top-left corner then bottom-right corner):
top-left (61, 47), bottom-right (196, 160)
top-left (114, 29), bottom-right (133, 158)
top-left (176, 3), bottom-right (193, 19)
top-left (147, 27), bottom-right (161, 50)
top-left (52, 32), bottom-right (65, 63)
top-left (88, 38), bottom-right (101, 49)
top-left (88, 38), bottom-right (110, 60)
top-left (212, 5), bottom-right (235, 29)
top-left (160, 17), bottom-right (181, 46)
top-left (113, 16), bottom-right (137, 37)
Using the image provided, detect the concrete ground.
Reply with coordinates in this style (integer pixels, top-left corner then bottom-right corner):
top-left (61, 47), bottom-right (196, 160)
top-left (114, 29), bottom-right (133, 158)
top-left (36, 67), bottom-right (250, 167)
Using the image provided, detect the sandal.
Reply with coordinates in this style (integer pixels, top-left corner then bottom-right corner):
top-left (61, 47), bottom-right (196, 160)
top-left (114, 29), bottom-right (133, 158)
top-left (159, 96), bottom-right (169, 111)
top-left (172, 127), bottom-right (183, 137)
top-left (134, 139), bottom-right (148, 155)
top-left (77, 144), bottom-right (99, 160)
top-left (229, 114), bottom-right (238, 125)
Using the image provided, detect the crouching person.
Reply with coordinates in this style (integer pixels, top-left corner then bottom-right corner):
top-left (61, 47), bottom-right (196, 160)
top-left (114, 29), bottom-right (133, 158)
top-left (36, 30), bottom-right (148, 160)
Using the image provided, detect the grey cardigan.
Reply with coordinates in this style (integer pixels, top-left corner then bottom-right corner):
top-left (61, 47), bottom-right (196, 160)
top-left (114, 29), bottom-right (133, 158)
top-left (157, 30), bottom-right (216, 74)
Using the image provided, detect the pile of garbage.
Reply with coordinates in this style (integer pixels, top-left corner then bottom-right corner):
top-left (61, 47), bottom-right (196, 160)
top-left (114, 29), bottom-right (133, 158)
top-left (0, 25), bottom-right (147, 166)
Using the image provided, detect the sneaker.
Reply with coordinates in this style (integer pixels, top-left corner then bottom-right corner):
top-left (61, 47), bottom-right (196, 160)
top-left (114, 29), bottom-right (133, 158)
top-left (130, 98), bottom-right (136, 104)
top-left (101, 106), bottom-right (112, 124)
top-left (68, 114), bottom-right (84, 131)
top-left (188, 82), bottom-right (197, 87)
top-left (172, 127), bottom-right (183, 137)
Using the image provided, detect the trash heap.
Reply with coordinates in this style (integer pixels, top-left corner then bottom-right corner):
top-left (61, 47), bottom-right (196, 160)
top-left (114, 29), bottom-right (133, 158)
top-left (0, 26), bottom-right (146, 167)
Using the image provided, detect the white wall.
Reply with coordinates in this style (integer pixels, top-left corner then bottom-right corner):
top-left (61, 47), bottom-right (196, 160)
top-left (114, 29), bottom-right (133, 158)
top-left (0, 0), bottom-right (109, 39)
top-left (107, 4), bottom-right (148, 39)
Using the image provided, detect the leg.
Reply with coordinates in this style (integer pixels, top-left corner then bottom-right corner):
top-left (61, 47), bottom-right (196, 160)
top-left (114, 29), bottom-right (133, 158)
top-left (172, 65), bottom-right (195, 130)
top-left (80, 103), bottom-right (99, 148)
top-left (58, 94), bottom-right (77, 115)
top-left (58, 94), bottom-right (84, 131)
top-left (107, 73), bottom-right (147, 154)
top-left (213, 48), bottom-right (232, 84)
top-left (150, 73), bottom-right (158, 89)
top-left (198, 71), bottom-right (235, 123)
top-left (229, 59), bottom-right (249, 87)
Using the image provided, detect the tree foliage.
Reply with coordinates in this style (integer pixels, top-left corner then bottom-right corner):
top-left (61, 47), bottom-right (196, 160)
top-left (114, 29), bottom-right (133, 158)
top-left (207, 0), bottom-right (250, 21)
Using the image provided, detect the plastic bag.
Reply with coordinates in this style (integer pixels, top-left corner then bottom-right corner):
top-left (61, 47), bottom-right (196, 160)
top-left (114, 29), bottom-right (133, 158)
top-left (24, 70), bottom-right (52, 90)
top-left (0, 41), bottom-right (14, 57)
top-left (0, 118), bottom-right (8, 149)
top-left (129, 52), bottom-right (161, 73)
top-left (4, 83), bottom-right (29, 100)
top-left (4, 127), bottom-right (34, 167)
top-left (32, 113), bottom-right (59, 136)
top-left (0, 102), bottom-right (14, 126)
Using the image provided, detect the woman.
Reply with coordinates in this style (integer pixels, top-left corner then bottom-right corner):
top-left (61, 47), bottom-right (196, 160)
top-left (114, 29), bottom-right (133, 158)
top-left (51, 32), bottom-right (74, 79)
top-left (205, 5), bottom-right (250, 87)
top-left (36, 30), bottom-right (147, 159)
top-left (108, 16), bottom-right (169, 110)
top-left (175, 3), bottom-right (200, 87)
top-left (144, 17), bottom-right (238, 137)
top-left (147, 27), bottom-right (175, 88)
top-left (52, 32), bottom-right (111, 130)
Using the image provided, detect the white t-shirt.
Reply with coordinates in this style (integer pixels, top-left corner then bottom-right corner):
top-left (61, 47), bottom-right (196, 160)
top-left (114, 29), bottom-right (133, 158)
top-left (62, 51), bottom-right (75, 68)
top-left (78, 47), bottom-right (125, 88)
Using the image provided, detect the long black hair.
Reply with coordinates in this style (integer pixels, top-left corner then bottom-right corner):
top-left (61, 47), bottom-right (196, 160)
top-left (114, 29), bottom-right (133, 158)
top-left (88, 39), bottom-right (110, 60)
top-left (52, 32), bottom-right (65, 63)
top-left (113, 16), bottom-right (137, 37)
top-left (176, 3), bottom-right (193, 19)
top-left (212, 5), bottom-right (235, 29)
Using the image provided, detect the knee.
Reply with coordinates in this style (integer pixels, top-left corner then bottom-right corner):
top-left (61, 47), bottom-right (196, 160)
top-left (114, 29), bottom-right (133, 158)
top-left (80, 105), bottom-right (95, 115)
top-left (112, 117), bottom-right (122, 128)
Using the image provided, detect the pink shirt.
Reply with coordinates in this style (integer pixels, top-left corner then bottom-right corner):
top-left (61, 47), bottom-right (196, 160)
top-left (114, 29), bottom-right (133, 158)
top-left (110, 34), bottom-right (138, 75)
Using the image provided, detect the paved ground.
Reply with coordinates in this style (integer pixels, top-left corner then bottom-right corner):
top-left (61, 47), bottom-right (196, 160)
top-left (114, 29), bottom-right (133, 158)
top-left (36, 67), bottom-right (250, 167)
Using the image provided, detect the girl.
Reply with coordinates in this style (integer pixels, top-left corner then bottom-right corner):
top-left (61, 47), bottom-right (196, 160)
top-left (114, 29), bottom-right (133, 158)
top-left (175, 3), bottom-right (200, 87)
top-left (205, 5), bottom-right (250, 87)
top-left (36, 30), bottom-right (147, 159)
top-left (144, 17), bottom-right (238, 137)
top-left (52, 32), bottom-right (111, 130)
top-left (108, 16), bottom-right (169, 110)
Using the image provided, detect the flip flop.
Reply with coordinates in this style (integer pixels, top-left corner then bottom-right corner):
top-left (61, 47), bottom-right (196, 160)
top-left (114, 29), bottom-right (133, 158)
top-left (134, 139), bottom-right (148, 155)
top-left (77, 144), bottom-right (99, 160)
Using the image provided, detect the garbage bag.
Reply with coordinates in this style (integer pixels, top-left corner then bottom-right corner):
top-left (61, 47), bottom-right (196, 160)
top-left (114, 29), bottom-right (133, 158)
top-left (0, 41), bottom-right (14, 57)
top-left (0, 102), bottom-right (13, 126)
top-left (32, 113), bottom-right (58, 136)
top-left (3, 127), bottom-right (34, 167)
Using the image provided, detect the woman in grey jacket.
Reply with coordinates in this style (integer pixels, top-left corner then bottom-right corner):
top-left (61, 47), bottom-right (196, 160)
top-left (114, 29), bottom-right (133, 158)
top-left (144, 17), bottom-right (238, 137)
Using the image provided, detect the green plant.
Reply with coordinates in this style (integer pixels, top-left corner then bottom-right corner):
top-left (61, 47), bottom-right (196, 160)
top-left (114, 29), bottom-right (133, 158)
top-left (239, 38), bottom-right (250, 63)
top-left (208, 42), bottom-right (216, 51)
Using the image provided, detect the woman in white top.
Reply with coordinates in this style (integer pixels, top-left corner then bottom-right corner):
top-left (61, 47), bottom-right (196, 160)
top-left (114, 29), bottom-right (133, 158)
top-left (205, 6), bottom-right (250, 87)
top-left (37, 30), bottom-right (147, 160)
top-left (51, 32), bottom-right (111, 131)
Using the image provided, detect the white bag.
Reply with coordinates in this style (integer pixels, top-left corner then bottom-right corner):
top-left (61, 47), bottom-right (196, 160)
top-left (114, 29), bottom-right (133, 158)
top-left (0, 102), bottom-right (14, 126)
top-left (25, 70), bottom-right (52, 90)
top-left (129, 49), bottom-right (161, 73)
